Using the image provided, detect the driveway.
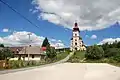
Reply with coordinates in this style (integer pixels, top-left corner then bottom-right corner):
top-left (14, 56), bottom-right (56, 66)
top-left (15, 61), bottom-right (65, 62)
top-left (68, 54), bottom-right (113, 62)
top-left (0, 63), bottom-right (120, 80)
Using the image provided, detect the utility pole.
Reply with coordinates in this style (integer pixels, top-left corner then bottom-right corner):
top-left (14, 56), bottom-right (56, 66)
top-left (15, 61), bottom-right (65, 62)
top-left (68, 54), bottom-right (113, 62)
top-left (27, 32), bottom-right (32, 62)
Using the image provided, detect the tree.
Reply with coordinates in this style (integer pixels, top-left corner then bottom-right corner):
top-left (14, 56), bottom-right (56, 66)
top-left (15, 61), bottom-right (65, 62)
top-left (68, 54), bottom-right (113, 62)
top-left (0, 44), bottom-right (4, 47)
top-left (102, 42), bottom-right (109, 51)
top-left (42, 37), bottom-right (50, 47)
top-left (42, 38), bottom-right (56, 60)
top-left (46, 46), bottom-right (56, 59)
top-left (104, 48), bottom-right (120, 58)
top-left (117, 41), bottom-right (120, 48)
top-left (85, 45), bottom-right (104, 60)
top-left (2, 48), bottom-right (13, 60)
top-left (0, 48), bottom-right (13, 60)
top-left (0, 50), bottom-right (4, 60)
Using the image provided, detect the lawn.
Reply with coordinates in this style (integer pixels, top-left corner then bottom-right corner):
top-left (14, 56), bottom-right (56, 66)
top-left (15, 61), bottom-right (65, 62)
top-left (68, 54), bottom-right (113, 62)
top-left (53, 51), bottom-right (69, 62)
top-left (67, 51), bottom-right (86, 63)
top-left (67, 51), bottom-right (120, 67)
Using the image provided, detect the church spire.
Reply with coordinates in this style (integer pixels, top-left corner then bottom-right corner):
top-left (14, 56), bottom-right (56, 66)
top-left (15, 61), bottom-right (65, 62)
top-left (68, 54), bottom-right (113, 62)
top-left (73, 22), bottom-right (79, 32)
top-left (75, 22), bottom-right (78, 27)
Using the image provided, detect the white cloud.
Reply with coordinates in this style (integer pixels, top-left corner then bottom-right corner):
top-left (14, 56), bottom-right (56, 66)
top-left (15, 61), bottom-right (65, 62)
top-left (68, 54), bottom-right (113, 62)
top-left (51, 42), bottom-right (65, 49)
top-left (85, 35), bottom-right (89, 38)
top-left (32, 0), bottom-right (120, 31)
top-left (99, 38), bottom-right (120, 45)
top-left (0, 31), bottom-right (65, 48)
top-left (91, 35), bottom-right (97, 39)
top-left (2, 28), bottom-right (9, 32)
top-left (29, 9), bottom-right (32, 12)
top-left (29, 8), bottom-right (39, 14)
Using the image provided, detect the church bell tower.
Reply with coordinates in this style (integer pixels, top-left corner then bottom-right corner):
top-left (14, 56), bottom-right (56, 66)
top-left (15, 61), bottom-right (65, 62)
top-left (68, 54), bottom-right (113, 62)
top-left (70, 22), bottom-right (86, 51)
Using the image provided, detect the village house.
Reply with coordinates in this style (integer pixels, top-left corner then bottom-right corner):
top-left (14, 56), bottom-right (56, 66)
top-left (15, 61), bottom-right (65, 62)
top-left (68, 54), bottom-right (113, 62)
top-left (10, 46), bottom-right (47, 61)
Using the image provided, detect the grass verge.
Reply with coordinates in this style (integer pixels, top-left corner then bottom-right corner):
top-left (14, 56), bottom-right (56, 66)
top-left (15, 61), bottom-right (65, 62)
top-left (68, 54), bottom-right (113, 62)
top-left (0, 51), bottom-right (69, 70)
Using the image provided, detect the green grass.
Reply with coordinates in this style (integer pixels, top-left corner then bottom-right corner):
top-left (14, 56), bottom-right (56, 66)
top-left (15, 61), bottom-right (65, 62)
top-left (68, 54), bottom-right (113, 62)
top-left (54, 51), bottom-right (69, 62)
top-left (0, 51), bottom-right (69, 70)
top-left (109, 63), bottom-right (120, 67)
top-left (67, 51), bottom-right (85, 63)
top-left (74, 51), bottom-right (85, 60)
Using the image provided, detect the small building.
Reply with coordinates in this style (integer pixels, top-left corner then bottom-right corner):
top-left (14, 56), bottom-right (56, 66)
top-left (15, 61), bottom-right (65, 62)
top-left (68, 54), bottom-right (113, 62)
top-left (70, 22), bottom-right (86, 51)
top-left (10, 46), bottom-right (46, 61)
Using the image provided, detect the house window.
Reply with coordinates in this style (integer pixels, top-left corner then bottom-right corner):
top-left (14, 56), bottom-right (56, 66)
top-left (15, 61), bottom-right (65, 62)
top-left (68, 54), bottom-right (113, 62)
top-left (26, 55), bottom-right (28, 57)
top-left (75, 43), bottom-right (77, 45)
top-left (32, 55), bottom-right (34, 58)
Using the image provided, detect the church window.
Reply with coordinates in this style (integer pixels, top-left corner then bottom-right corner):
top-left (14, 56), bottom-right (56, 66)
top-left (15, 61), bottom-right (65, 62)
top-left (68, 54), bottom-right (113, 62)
top-left (75, 43), bottom-right (77, 45)
top-left (75, 39), bottom-right (77, 41)
top-left (75, 48), bottom-right (77, 50)
top-left (75, 34), bottom-right (77, 36)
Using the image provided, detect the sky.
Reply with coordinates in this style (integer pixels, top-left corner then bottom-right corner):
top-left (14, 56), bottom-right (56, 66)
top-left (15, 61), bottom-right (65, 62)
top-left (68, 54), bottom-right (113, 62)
top-left (0, 0), bottom-right (120, 48)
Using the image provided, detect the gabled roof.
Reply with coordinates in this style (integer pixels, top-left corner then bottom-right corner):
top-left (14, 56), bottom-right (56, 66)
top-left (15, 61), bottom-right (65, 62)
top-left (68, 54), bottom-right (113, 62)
top-left (9, 47), bottom-right (23, 53)
top-left (18, 46), bottom-right (46, 55)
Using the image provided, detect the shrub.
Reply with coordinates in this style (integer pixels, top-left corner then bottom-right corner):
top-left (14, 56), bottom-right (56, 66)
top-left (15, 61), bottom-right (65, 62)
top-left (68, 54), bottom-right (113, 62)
top-left (113, 54), bottom-right (120, 62)
top-left (104, 48), bottom-right (120, 58)
top-left (85, 45), bottom-right (104, 60)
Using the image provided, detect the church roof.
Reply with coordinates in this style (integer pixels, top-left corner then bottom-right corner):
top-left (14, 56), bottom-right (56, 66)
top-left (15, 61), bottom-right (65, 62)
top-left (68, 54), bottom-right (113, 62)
top-left (73, 22), bottom-right (80, 32)
top-left (73, 28), bottom-right (80, 32)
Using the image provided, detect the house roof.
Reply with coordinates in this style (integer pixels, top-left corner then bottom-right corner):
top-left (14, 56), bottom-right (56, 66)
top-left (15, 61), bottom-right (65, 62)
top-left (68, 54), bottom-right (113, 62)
top-left (41, 47), bottom-right (46, 51)
top-left (18, 46), bottom-right (46, 55)
top-left (9, 47), bottom-right (23, 52)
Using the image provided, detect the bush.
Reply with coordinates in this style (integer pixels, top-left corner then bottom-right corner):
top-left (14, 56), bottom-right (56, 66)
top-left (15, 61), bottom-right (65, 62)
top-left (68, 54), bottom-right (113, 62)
top-left (113, 54), bottom-right (120, 62)
top-left (9, 60), bottom-right (28, 68)
top-left (85, 45), bottom-right (104, 60)
top-left (104, 48), bottom-right (120, 58)
top-left (46, 46), bottom-right (57, 60)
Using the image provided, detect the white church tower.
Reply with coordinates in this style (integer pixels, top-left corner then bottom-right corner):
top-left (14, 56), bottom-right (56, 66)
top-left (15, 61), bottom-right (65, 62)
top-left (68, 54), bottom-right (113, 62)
top-left (70, 22), bottom-right (86, 51)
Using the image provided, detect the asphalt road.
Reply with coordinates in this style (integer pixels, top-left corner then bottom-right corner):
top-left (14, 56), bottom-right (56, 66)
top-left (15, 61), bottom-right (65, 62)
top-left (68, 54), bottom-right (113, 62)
top-left (0, 63), bottom-right (120, 80)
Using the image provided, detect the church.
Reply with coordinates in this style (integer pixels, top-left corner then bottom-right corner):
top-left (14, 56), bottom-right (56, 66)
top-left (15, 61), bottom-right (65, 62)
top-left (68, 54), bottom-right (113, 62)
top-left (70, 22), bottom-right (86, 51)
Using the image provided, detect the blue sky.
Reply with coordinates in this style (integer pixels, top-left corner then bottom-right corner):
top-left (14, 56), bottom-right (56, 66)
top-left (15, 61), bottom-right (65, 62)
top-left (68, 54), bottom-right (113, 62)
top-left (0, 0), bottom-right (120, 47)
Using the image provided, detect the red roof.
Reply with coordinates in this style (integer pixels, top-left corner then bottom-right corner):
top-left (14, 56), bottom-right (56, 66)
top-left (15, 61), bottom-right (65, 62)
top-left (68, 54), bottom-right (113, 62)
top-left (41, 47), bottom-right (46, 51)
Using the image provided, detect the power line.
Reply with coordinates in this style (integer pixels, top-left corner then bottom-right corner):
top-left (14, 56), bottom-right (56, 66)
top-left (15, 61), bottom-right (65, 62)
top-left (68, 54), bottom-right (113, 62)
top-left (0, 0), bottom-right (40, 29)
top-left (0, 0), bottom-right (68, 47)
